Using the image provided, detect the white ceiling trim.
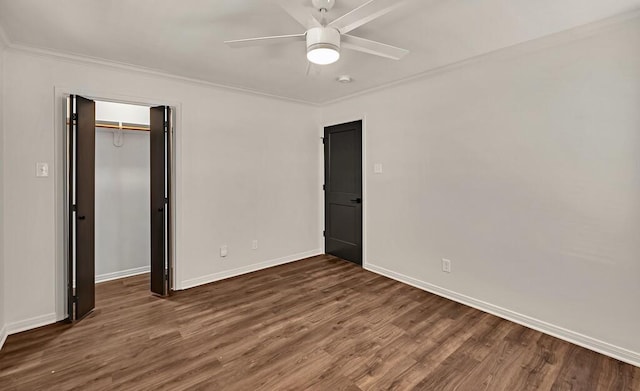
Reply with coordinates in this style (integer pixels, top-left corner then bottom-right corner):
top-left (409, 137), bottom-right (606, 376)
top-left (1, 7), bottom-right (639, 107)
top-left (3, 41), bottom-right (320, 107)
top-left (322, 8), bottom-right (640, 106)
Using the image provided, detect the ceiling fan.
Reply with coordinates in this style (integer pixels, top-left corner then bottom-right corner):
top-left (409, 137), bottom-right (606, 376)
top-left (224, 0), bottom-right (411, 66)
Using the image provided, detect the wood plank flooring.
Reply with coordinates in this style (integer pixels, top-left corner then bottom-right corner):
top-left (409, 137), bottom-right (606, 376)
top-left (0, 255), bottom-right (638, 390)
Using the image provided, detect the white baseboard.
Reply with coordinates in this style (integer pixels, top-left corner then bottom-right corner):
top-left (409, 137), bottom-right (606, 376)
top-left (6, 313), bottom-right (58, 335)
top-left (365, 263), bottom-right (640, 368)
top-left (0, 325), bottom-right (7, 350)
top-left (180, 249), bottom-right (323, 290)
top-left (96, 266), bottom-right (150, 283)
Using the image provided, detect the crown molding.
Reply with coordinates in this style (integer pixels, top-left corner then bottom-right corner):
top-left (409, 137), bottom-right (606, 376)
top-left (5, 42), bottom-right (320, 107)
top-left (320, 8), bottom-right (640, 106)
top-left (2, 7), bottom-right (639, 107)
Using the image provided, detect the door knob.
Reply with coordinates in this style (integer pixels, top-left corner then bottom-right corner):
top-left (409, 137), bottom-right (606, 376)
top-left (350, 198), bottom-right (362, 204)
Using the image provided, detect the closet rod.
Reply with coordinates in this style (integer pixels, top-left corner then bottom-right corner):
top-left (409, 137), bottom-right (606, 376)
top-left (96, 122), bottom-right (150, 132)
top-left (67, 120), bottom-right (150, 132)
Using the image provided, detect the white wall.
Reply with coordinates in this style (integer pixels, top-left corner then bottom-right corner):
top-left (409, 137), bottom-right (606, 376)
top-left (2, 48), bottom-right (321, 330)
top-left (323, 18), bottom-right (640, 360)
top-left (95, 124), bottom-right (150, 281)
top-left (96, 100), bottom-right (150, 125)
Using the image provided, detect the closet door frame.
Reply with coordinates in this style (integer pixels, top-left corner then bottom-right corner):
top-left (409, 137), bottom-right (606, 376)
top-left (56, 88), bottom-right (182, 322)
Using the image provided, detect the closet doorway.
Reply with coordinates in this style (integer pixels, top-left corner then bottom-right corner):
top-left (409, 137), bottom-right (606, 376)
top-left (65, 95), bottom-right (174, 321)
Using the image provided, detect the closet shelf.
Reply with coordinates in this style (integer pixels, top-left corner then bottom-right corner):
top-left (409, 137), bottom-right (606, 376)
top-left (67, 120), bottom-right (150, 132)
top-left (96, 120), bottom-right (150, 131)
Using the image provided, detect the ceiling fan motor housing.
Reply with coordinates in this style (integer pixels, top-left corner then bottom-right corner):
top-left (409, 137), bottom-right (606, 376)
top-left (306, 27), bottom-right (341, 53)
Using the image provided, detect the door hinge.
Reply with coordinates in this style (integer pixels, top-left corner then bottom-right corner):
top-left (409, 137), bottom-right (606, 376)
top-left (73, 295), bottom-right (78, 303)
top-left (164, 197), bottom-right (169, 204)
top-left (323, 230), bottom-right (325, 237)
top-left (322, 184), bottom-right (325, 191)
top-left (71, 113), bottom-right (78, 121)
top-left (72, 204), bottom-right (77, 212)
top-left (321, 137), bottom-right (326, 144)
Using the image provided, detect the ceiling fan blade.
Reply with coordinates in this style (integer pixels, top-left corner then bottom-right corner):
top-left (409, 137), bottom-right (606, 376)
top-left (278, 0), bottom-right (321, 29)
top-left (342, 34), bottom-right (409, 60)
top-left (225, 33), bottom-right (306, 48)
top-left (329, 0), bottom-right (407, 34)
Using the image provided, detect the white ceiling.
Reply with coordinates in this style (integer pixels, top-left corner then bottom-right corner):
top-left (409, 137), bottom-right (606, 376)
top-left (0, 0), bottom-right (638, 104)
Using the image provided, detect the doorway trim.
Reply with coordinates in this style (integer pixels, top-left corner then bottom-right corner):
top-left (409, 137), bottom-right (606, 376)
top-left (53, 86), bottom-right (183, 321)
top-left (320, 114), bottom-right (367, 268)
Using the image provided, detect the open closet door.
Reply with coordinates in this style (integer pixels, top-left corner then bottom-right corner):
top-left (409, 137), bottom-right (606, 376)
top-left (150, 106), bottom-right (172, 296)
top-left (68, 95), bottom-right (96, 320)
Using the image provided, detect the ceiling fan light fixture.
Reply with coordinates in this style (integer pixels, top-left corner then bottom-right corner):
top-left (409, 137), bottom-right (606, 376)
top-left (306, 27), bottom-right (341, 65)
top-left (307, 44), bottom-right (340, 65)
top-left (224, 0), bottom-right (411, 70)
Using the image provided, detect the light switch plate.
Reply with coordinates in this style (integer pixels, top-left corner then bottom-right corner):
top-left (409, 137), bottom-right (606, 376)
top-left (374, 163), bottom-right (383, 174)
top-left (220, 245), bottom-right (228, 257)
top-left (442, 259), bottom-right (452, 273)
top-left (36, 162), bottom-right (49, 177)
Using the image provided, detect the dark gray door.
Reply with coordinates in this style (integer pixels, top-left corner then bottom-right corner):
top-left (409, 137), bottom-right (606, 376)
top-left (324, 120), bottom-right (363, 265)
top-left (150, 106), bottom-right (171, 296)
top-left (68, 95), bottom-right (96, 320)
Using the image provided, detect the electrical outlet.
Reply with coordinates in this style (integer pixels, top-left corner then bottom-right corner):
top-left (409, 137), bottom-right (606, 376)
top-left (442, 258), bottom-right (452, 273)
top-left (220, 245), bottom-right (228, 258)
top-left (251, 240), bottom-right (258, 250)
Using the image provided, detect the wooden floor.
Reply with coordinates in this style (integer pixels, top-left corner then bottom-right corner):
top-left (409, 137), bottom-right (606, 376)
top-left (0, 255), bottom-right (638, 390)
